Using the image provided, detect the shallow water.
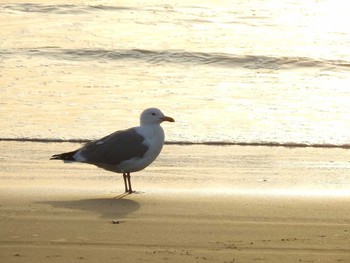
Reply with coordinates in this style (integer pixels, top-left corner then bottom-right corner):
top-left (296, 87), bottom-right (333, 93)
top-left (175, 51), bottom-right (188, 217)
top-left (1, 0), bottom-right (350, 146)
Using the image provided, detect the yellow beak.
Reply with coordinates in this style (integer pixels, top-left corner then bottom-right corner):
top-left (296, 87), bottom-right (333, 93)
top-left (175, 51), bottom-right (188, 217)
top-left (161, 116), bottom-right (175, 123)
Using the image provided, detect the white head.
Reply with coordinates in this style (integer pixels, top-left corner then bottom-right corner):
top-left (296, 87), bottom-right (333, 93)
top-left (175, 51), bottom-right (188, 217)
top-left (140, 108), bottom-right (175, 126)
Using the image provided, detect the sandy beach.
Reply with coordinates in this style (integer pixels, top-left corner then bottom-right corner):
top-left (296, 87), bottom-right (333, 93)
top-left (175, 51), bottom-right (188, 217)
top-left (0, 141), bottom-right (349, 262)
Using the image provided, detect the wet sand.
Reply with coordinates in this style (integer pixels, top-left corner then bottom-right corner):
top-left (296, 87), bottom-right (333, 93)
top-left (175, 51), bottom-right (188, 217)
top-left (0, 141), bottom-right (349, 262)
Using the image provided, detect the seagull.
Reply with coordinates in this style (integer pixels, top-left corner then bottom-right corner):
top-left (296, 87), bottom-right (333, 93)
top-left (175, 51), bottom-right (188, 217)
top-left (50, 108), bottom-right (175, 193)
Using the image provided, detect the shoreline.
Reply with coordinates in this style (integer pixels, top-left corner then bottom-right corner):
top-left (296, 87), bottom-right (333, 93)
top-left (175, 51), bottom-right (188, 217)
top-left (1, 137), bottom-right (350, 149)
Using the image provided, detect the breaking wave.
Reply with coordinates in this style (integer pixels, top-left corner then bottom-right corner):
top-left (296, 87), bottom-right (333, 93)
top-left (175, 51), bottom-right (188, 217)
top-left (4, 48), bottom-right (350, 70)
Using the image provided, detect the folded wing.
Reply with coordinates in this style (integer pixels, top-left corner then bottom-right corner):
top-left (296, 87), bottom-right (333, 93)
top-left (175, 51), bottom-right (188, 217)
top-left (76, 128), bottom-right (149, 166)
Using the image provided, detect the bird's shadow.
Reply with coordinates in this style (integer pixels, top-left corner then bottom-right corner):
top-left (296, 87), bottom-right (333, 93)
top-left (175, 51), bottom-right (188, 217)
top-left (38, 193), bottom-right (140, 219)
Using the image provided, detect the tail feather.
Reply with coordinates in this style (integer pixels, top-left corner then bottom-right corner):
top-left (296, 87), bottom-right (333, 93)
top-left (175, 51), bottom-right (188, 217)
top-left (50, 150), bottom-right (78, 161)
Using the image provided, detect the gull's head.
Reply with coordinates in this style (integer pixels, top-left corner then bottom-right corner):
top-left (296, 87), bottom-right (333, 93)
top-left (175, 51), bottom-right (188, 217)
top-left (140, 108), bottom-right (175, 125)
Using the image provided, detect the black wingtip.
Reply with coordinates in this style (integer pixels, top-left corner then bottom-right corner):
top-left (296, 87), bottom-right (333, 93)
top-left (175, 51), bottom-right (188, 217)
top-left (50, 150), bottom-right (77, 161)
top-left (50, 155), bottom-right (59, 160)
top-left (50, 154), bottom-right (63, 160)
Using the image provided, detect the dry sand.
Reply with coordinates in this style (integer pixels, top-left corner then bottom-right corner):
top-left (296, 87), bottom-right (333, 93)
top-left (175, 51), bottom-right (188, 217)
top-left (0, 141), bottom-right (349, 262)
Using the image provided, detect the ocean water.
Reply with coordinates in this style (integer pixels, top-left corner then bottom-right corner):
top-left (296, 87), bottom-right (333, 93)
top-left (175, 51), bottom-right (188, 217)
top-left (1, 0), bottom-right (350, 146)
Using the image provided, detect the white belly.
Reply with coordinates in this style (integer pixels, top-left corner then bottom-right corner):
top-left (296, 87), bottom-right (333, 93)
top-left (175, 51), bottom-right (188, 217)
top-left (117, 125), bottom-right (165, 173)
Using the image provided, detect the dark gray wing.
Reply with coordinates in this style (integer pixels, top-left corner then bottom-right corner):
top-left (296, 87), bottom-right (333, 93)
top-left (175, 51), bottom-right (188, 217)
top-left (79, 127), bottom-right (148, 166)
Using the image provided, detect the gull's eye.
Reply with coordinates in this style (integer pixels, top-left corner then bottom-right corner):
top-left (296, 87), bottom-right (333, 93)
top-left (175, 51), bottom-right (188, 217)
top-left (151, 112), bottom-right (156, 116)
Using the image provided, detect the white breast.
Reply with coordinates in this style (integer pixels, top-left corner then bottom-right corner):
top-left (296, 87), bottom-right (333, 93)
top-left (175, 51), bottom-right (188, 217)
top-left (117, 124), bottom-right (165, 173)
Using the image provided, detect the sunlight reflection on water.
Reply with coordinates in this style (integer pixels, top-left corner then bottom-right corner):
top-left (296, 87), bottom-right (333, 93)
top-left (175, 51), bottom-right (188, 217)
top-left (1, 0), bottom-right (350, 145)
